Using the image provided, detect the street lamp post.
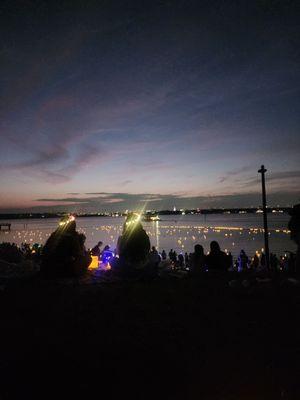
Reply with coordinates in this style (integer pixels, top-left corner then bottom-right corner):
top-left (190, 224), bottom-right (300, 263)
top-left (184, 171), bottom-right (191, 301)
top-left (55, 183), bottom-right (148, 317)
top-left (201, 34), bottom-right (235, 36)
top-left (258, 165), bottom-right (270, 270)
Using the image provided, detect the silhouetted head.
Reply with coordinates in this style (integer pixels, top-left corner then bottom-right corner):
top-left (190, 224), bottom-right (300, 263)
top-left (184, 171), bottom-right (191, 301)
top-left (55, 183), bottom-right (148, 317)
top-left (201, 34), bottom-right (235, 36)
top-left (123, 212), bottom-right (142, 232)
top-left (97, 241), bottom-right (103, 247)
top-left (103, 245), bottom-right (110, 251)
top-left (210, 241), bottom-right (220, 253)
top-left (288, 204), bottom-right (300, 245)
top-left (58, 215), bottom-right (76, 233)
top-left (194, 244), bottom-right (204, 256)
top-left (152, 246), bottom-right (156, 251)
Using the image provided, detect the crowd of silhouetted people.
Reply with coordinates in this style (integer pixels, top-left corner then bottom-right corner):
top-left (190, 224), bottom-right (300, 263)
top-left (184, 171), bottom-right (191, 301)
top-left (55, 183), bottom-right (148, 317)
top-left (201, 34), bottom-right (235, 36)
top-left (0, 205), bottom-right (299, 280)
top-left (156, 246), bottom-right (297, 274)
top-left (38, 206), bottom-right (300, 279)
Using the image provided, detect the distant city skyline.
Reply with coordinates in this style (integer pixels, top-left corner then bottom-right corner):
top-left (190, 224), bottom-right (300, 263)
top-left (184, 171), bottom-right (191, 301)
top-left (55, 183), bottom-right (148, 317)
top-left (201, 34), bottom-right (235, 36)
top-left (0, 189), bottom-right (299, 214)
top-left (1, 1), bottom-right (299, 212)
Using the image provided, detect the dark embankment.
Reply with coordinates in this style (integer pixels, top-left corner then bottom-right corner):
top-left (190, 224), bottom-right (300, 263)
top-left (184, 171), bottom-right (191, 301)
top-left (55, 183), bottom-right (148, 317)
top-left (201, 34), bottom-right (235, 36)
top-left (1, 275), bottom-right (299, 399)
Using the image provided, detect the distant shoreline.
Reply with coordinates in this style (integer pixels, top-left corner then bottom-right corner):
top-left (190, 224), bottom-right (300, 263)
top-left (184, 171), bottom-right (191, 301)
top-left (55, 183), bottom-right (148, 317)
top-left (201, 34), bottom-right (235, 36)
top-left (0, 207), bottom-right (292, 220)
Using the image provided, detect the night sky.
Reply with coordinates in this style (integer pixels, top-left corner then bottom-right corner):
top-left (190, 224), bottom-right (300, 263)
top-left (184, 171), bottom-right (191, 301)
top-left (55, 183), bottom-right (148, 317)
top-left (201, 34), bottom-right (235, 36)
top-left (1, 0), bottom-right (299, 212)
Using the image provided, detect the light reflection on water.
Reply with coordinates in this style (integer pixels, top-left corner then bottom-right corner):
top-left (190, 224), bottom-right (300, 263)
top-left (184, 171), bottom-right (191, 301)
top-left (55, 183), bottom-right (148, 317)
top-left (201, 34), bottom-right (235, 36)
top-left (0, 214), bottom-right (296, 257)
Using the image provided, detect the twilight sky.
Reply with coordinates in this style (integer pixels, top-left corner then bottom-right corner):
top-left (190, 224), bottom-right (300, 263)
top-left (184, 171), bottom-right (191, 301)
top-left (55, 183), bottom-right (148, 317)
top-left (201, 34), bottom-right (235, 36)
top-left (0, 0), bottom-right (299, 212)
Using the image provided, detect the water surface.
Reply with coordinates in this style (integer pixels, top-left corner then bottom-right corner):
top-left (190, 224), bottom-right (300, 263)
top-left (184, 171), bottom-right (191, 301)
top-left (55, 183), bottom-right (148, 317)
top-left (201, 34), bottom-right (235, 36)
top-left (0, 213), bottom-right (295, 258)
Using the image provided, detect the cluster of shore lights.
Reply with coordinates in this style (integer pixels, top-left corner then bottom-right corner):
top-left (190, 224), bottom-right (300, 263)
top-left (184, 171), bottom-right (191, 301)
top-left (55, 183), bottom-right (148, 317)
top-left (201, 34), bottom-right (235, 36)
top-left (158, 225), bottom-right (291, 234)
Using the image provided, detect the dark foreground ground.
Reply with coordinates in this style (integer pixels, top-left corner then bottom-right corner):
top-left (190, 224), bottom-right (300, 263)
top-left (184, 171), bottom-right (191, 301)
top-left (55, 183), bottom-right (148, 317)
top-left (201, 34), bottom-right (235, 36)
top-left (1, 273), bottom-right (300, 399)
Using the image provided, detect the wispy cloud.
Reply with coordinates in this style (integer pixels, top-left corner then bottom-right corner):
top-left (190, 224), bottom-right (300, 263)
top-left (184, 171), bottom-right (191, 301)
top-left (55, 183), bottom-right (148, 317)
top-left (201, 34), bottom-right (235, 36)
top-left (241, 170), bottom-right (300, 188)
top-left (218, 166), bottom-right (252, 183)
top-left (120, 180), bottom-right (133, 185)
top-left (0, 142), bottom-right (109, 183)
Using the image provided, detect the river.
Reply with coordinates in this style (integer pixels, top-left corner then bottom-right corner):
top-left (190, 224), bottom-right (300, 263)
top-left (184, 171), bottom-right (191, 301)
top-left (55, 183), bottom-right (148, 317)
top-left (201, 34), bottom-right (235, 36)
top-left (0, 213), bottom-right (296, 258)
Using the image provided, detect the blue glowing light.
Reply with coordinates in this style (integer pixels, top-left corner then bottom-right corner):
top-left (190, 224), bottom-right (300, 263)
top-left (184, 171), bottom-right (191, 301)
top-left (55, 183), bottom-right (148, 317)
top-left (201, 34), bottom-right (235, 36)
top-left (101, 250), bottom-right (114, 264)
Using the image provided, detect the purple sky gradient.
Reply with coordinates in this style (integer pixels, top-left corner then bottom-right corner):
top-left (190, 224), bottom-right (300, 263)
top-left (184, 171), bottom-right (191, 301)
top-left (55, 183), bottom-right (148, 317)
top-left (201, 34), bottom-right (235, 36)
top-left (0, 1), bottom-right (299, 212)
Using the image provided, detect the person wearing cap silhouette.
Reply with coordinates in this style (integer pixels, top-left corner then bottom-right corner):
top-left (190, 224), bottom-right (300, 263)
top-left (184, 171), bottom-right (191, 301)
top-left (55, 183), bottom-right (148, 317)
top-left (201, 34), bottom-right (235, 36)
top-left (41, 215), bottom-right (91, 277)
top-left (288, 204), bottom-right (300, 274)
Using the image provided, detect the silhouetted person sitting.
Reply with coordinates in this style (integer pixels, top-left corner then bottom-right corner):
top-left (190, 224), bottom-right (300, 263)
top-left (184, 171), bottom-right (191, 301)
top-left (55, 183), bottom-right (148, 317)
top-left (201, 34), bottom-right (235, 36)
top-left (206, 241), bottom-right (230, 272)
top-left (238, 249), bottom-right (248, 272)
top-left (178, 253), bottom-right (184, 268)
top-left (288, 252), bottom-right (296, 274)
top-left (101, 246), bottom-right (114, 264)
top-left (252, 254), bottom-right (259, 269)
top-left (169, 249), bottom-right (177, 263)
top-left (91, 241), bottom-right (103, 257)
top-left (288, 204), bottom-right (300, 275)
top-left (41, 215), bottom-right (91, 278)
top-left (270, 253), bottom-right (279, 271)
top-left (189, 244), bottom-right (205, 275)
top-left (116, 213), bottom-right (150, 277)
top-left (260, 253), bottom-right (266, 268)
top-left (184, 252), bottom-right (189, 265)
top-left (150, 246), bottom-right (160, 265)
